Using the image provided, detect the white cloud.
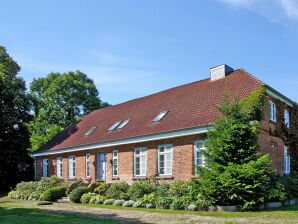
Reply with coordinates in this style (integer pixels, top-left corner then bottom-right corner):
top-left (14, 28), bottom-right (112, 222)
top-left (218, 0), bottom-right (298, 22)
top-left (280, 0), bottom-right (298, 19)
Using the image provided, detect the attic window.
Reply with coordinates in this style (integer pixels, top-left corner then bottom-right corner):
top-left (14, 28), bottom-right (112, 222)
top-left (153, 111), bottom-right (168, 122)
top-left (84, 127), bottom-right (96, 136)
top-left (117, 119), bottom-right (131, 129)
top-left (108, 121), bottom-right (122, 131)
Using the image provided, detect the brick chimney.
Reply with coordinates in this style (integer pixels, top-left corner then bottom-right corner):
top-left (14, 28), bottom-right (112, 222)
top-left (210, 64), bottom-right (233, 81)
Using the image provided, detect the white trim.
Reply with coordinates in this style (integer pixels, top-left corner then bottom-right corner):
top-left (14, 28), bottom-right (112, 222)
top-left (33, 125), bottom-right (211, 157)
top-left (134, 147), bottom-right (147, 177)
top-left (266, 89), bottom-right (293, 107)
top-left (194, 139), bottom-right (208, 174)
top-left (85, 153), bottom-right (91, 177)
top-left (284, 146), bottom-right (291, 174)
top-left (158, 144), bottom-right (173, 176)
top-left (112, 150), bottom-right (118, 177)
top-left (68, 155), bottom-right (76, 179)
top-left (56, 157), bottom-right (63, 178)
top-left (269, 100), bottom-right (277, 123)
top-left (42, 158), bottom-right (49, 178)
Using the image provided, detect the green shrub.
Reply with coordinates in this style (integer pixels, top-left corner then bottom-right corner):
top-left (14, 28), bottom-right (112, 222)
top-left (168, 181), bottom-right (192, 197)
top-left (170, 196), bottom-right (192, 210)
top-left (132, 201), bottom-right (142, 208)
top-left (186, 204), bottom-right (198, 211)
top-left (69, 186), bottom-right (90, 203)
top-left (113, 199), bottom-right (125, 206)
top-left (155, 182), bottom-right (170, 197)
top-left (28, 191), bottom-right (43, 201)
top-left (281, 174), bottom-right (298, 199)
top-left (16, 181), bottom-right (38, 193)
top-left (36, 176), bottom-right (64, 192)
top-left (43, 186), bottom-right (67, 202)
top-left (146, 203), bottom-right (155, 209)
top-left (155, 196), bottom-right (173, 209)
top-left (93, 181), bottom-right (110, 195)
top-left (103, 199), bottom-right (115, 205)
top-left (88, 195), bottom-right (106, 204)
top-left (123, 200), bottom-right (135, 207)
top-left (128, 181), bottom-right (156, 200)
top-left (138, 193), bottom-right (156, 207)
top-left (106, 182), bottom-right (130, 200)
top-left (80, 192), bottom-right (97, 204)
top-left (8, 190), bottom-right (19, 199)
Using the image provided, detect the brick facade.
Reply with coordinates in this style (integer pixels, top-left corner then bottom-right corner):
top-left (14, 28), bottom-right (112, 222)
top-left (35, 97), bottom-right (289, 184)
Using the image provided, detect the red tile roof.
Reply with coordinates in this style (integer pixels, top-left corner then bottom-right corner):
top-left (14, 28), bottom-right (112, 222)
top-left (39, 69), bottom-right (262, 152)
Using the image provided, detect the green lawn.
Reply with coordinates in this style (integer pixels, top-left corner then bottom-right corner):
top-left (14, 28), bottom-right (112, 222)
top-left (0, 204), bottom-right (136, 224)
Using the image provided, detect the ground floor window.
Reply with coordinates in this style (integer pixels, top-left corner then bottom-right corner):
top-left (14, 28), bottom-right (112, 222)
top-left (112, 150), bottom-right (118, 177)
top-left (68, 155), bottom-right (76, 178)
top-left (42, 158), bottom-right (49, 177)
top-left (284, 146), bottom-right (291, 174)
top-left (56, 157), bottom-right (63, 178)
top-left (194, 139), bottom-right (207, 174)
top-left (158, 144), bottom-right (173, 176)
top-left (86, 154), bottom-right (91, 177)
top-left (134, 147), bottom-right (147, 176)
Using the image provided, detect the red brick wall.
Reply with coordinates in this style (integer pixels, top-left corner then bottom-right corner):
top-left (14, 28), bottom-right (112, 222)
top-left (35, 96), bottom-right (288, 183)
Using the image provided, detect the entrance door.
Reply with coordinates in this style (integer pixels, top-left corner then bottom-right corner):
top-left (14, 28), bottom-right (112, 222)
top-left (97, 152), bottom-right (107, 181)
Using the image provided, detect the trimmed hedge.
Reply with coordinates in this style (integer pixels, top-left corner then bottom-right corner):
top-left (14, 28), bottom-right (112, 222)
top-left (69, 186), bottom-right (90, 203)
top-left (43, 186), bottom-right (67, 202)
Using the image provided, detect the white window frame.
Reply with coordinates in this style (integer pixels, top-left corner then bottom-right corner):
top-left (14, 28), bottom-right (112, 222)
top-left (284, 109), bottom-right (290, 128)
top-left (284, 146), bottom-right (291, 174)
top-left (269, 100), bottom-right (277, 122)
top-left (194, 139), bottom-right (208, 174)
top-left (86, 154), bottom-right (91, 177)
top-left (134, 147), bottom-right (147, 177)
top-left (158, 144), bottom-right (173, 176)
top-left (42, 158), bottom-right (49, 178)
top-left (112, 150), bottom-right (118, 177)
top-left (68, 155), bottom-right (76, 179)
top-left (56, 157), bottom-right (63, 178)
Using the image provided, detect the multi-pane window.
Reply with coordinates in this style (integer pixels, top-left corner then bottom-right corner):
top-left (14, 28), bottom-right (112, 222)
top-left (284, 109), bottom-right (290, 128)
top-left (284, 146), bottom-right (291, 174)
top-left (56, 157), bottom-right (63, 178)
top-left (68, 155), bottom-right (76, 178)
top-left (158, 144), bottom-right (172, 175)
top-left (269, 100), bottom-right (277, 122)
top-left (134, 147), bottom-right (147, 176)
top-left (86, 154), bottom-right (91, 177)
top-left (112, 150), bottom-right (118, 176)
top-left (42, 159), bottom-right (49, 177)
top-left (194, 140), bottom-right (208, 174)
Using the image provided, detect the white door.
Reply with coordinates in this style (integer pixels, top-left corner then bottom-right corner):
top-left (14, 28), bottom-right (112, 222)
top-left (97, 152), bottom-right (107, 181)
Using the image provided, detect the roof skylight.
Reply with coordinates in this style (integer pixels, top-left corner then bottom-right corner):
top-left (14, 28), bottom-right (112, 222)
top-left (84, 127), bottom-right (97, 136)
top-left (117, 119), bottom-right (131, 129)
top-left (108, 121), bottom-right (122, 131)
top-left (153, 111), bottom-right (168, 122)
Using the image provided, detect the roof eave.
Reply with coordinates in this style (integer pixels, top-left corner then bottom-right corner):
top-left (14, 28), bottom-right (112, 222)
top-left (264, 84), bottom-right (296, 107)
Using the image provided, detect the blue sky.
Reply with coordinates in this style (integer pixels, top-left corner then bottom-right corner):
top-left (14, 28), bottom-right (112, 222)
top-left (1, 0), bottom-right (298, 104)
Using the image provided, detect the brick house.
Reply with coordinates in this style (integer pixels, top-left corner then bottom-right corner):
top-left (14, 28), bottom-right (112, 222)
top-left (32, 65), bottom-right (295, 184)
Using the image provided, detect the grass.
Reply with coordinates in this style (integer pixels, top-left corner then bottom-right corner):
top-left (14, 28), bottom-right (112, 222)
top-left (0, 203), bottom-right (136, 224)
top-left (80, 202), bottom-right (298, 219)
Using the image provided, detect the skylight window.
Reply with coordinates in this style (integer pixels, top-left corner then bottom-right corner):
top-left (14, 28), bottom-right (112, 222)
top-left (117, 119), bottom-right (131, 129)
top-left (108, 121), bottom-right (122, 131)
top-left (84, 127), bottom-right (96, 136)
top-left (153, 111), bottom-right (168, 122)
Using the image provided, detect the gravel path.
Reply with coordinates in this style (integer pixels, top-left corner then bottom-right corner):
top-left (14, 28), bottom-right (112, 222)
top-left (2, 200), bottom-right (298, 224)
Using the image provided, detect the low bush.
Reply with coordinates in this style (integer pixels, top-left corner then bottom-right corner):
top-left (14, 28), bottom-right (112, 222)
top-left (155, 182), bottom-right (170, 197)
top-left (28, 191), bottom-right (43, 201)
top-left (88, 195), bottom-right (106, 205)
top-left (128, 181), bottom-right (156, 201)
top-left (281, 174), bottom-right (298, 199)
top-left (170, 196), bottom-right (192, 210)
top-left (123, 200), bottom-right (135, 207)
top-left (106, 182), bottom-right (130, 200)
top-left (146, 203), bottom-right (155, 209)
top-left (80, 192), bottom-right (97, 204)
top-left (36, 176), bottom-right (65, 192)
top-left (186, 204), bottom-right (198, 211)
top-left (138, 193), bottom-right (156, 207)
top-left (16, 181), bottom-right (38, 194)
top-left (168, 181), bottom-right (192, 197)
top-left (132, 201), bottom-right (142, 208)
top-left (103, 199), bottom-right (115, 205)
top-left (114, 199), bottom-right (125, 206)
top-left (155, 196), bottom-right (172, 209)
top-left (43, 186), bottom-right (67, 202)
top-left (93, 181), bottom-right (110, 195)
top-left (69, 186), bottom-right (90, 203)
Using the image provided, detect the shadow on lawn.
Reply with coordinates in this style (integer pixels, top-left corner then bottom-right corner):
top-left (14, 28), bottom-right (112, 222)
top-left (0, 206), bottom-right (147, 224)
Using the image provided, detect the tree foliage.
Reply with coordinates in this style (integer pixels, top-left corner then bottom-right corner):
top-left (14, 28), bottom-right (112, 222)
top-left (28, 71), bottom-right (108, 150)
top-left (198, 90), bottom-right (285, 210)
top-left (0, 46), bottom-right (33, 190)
